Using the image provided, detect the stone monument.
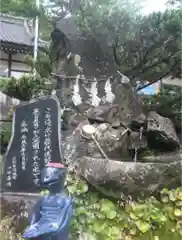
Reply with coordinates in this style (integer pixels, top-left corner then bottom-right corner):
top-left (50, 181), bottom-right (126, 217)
top-left (1, 95), bottom-right (63, 193)
top-left (1, 95), bottom-right (73, 239)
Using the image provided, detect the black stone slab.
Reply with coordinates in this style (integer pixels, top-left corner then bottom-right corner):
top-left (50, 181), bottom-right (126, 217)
top-left (1, 96), bottom-right (63, 193)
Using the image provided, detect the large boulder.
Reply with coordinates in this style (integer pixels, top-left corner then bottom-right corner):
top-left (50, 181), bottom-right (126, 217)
top-left (147, 111), bottom-right (180, 151)
top-left (61, 108), bottom-right (88, 130)
top-left (62, 121), bottom-right (130, 165)
top-left (157, 110), bottom-right (181, 139)
top-left (87, 104), bottom-right (121, 127)
top-left (130, 113), bottom-right (147, 131)
top-left (78, 156), bottom-right (182, 199)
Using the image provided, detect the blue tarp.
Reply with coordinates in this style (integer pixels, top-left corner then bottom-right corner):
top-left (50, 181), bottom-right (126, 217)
top-left (138, 85), bottom-right (155, 95)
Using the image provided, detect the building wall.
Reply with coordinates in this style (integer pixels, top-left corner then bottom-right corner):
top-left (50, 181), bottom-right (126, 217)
top-left (0, 50), bottom-right (31, 78)
top-left (161, 76), bottom-right (181, 87)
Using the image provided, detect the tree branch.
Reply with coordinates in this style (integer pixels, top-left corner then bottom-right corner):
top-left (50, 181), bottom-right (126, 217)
top-left (112, 37), bottom-right (120, 66)
top-left (123, 37), bottom-right (171, 77)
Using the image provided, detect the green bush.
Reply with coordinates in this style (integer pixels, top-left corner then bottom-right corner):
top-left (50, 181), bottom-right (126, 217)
top-left (142, 85), bottom-right (181, 113)
top-left (0, 74), bottom-right (52, 152)
top-left (69, 176), bottom-right (182, 240)
top-left (0, 105), bottom-right (13, 154)
top-left (41, 174), bottom-right (182, 240)
top-left (1, 173), bottom-right (182, 240)
top-left (0, 74), bottom-right (47, 101)
top-left (0, 122), bottom-right (12, 154)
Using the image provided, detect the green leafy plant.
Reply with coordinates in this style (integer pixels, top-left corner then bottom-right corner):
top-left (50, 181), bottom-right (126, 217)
top-left (65, 174), bottom-right (182, 240)
top-left (0, 74), bottom-right (47, 101)
top-left (1, 173), bottom-right (182, 240)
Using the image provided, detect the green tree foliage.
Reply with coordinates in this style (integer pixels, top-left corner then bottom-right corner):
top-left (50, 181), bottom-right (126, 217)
top-left (1, 0), bottom-right (181, 86)
top-left (142, 85), bottom-right (181, 113)
top-left (0, 75), bottom-right (50, 152)
top-left (117, 10), bottom-right (182, 85)
top-left (48, 0), bottom-right (182, 86)
top-left (1, 0), bottom-right (39, 17)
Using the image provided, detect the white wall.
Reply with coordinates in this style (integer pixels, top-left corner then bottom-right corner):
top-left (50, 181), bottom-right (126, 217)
top-left (11, 62), bottom-right (31, 71)
top-left (0, 50), bottom-right (31, 78)
top-left (161, 76), bottom-right (181, 87)
top-left (0, 59), bottom-right (8, 73)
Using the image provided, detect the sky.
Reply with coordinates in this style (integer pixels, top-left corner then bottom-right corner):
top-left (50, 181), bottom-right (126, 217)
top-left (141, 0), bottom-right (168, 15)
top-left (44, 0), bottom-right (169, 17)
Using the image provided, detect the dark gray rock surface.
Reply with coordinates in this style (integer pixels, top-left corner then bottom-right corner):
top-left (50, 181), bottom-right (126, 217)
top-left (147, 111), bottom-right (180, 151)
top-left (78, 156), bottom-right (182, 199)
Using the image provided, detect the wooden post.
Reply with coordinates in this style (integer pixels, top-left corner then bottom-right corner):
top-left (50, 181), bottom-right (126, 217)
top-left (8, 52), bottom-right (12, 77)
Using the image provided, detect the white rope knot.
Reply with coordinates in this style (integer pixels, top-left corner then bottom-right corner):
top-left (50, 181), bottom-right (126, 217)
top-left (80, 124), bottom-right (109, 159)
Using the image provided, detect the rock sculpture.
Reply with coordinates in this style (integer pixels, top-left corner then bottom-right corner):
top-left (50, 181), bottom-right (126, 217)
top-left (23, 162), bottom-right (72, 240)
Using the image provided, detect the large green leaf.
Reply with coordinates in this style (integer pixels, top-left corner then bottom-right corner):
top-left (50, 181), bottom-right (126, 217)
top-left (130, 212), bottom-right (139, 220)
top-left (174, 209), bottom-right (182, 217)
top-left (135, 221), bottom-right (151, 233)
top-left (100, 199), bottom-right (116, 213)
top-left (106, 210), bottom-right (117, 219)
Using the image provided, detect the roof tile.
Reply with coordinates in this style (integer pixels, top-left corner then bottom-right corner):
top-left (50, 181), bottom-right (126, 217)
top-left (0, 14), bottom-right (34, 46)
top-left (0, 14), bottom-right (46, 47)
